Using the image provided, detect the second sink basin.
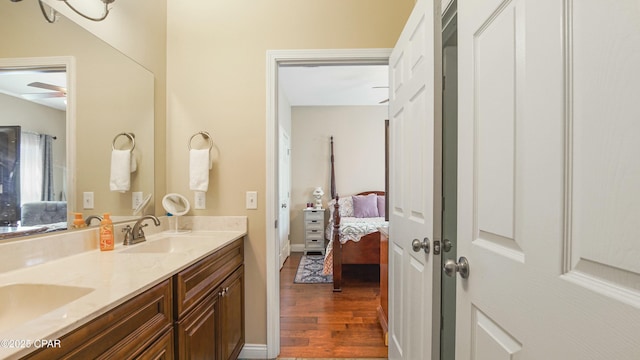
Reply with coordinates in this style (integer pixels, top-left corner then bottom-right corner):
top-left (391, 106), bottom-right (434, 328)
top-left (119, 236), bottom-right (190, 254)
top-left (0, 283), bottom-right (94, 333)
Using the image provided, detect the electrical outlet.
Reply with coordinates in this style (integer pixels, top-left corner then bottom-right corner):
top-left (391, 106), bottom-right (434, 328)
top-left (194, 191), bottom-right (206, 209)
top-left (83, 192), bottom-right (94, 209)
top-left (246, 191), bottom-right (258, 210)
top-left (132, 192), bottom-right (143, 210)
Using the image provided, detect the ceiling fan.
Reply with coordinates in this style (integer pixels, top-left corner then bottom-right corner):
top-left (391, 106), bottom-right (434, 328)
top-left (22, 81), bottom-right (67, 100)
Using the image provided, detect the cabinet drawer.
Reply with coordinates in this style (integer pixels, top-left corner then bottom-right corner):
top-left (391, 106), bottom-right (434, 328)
top-left (138, 328), bottom-right (174, 360)
top-left (175, 238), bottom-right (244, 318)
top-left (305, 230), bottom-right (323, 240)
top-left (304, 210), bottom-right (324, 221)
top-left (305, 239), bottom-right (324, 248)
top-left (25, 280), bottom-right (173, 360)
top-left (305, 221), bottom-right (323, 231)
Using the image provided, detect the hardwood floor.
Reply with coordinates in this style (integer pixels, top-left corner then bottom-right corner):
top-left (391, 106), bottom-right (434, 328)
top-left (279, 252), bottom-right (388, 359)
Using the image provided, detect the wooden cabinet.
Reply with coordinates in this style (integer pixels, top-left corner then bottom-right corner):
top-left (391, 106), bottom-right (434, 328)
top-left (176, 292), bottom-right (217, 359)
top-left (378, 228), bottom-right (389, 346)
top-left (303, 208), bottom-right (325, 255)
top-left (25, 279), bottom-right (173, 360)
top-left (23, 237), bottom-right (245, 360)
top-left (218, 267), bottom-right (244, 360)
top-left (174, 238), bottom-right (245, 360)
top-left (138, 329), bottom-right (174, 360)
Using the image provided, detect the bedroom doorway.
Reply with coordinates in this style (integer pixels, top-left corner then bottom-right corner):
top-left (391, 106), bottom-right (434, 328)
top-left (266, 49), bottom-right (391, 358)
top-left (279, 62), bottom-right (389, 357)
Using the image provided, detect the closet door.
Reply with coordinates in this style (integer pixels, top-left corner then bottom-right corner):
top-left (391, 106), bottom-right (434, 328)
top-left (456, 0), bottom-right (640, 358)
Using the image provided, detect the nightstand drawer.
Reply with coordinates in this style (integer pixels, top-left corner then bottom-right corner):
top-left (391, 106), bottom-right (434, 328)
top-left (305, 222), bottom-right (323, 231)
top-left (305, 238), bottom-right (324, 248)
top-left (305, 230), bottom-right (323, 239)
top-left (304, 210), bottom-right (324, 221)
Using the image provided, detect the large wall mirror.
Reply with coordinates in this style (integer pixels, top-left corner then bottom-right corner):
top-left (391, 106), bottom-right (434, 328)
top-left (0, 1), bottom-right (155, 240)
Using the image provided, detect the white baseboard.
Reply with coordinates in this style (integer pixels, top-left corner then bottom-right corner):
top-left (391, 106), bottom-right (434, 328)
top-left (238, 343), bottom-right (269, 359)
top-left (290, 244), bottom-right (305, 252)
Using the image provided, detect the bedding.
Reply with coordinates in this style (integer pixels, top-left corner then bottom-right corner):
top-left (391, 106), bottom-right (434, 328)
top-left (323, 197), bottom-right (388, 275)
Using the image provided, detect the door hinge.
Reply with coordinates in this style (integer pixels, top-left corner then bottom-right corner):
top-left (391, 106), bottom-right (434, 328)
top-left (442, 75), bottom-right (446, 91)
top-left (274, 219), bottom-right (278, 228)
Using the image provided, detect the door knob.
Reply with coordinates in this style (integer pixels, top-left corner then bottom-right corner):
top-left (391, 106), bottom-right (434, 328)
top-left (443, 256), bottom-right (469, 278)
top-left (412, 237), bottom-right (430, 254)
top-left (443, 239), bottom-right (452, 253)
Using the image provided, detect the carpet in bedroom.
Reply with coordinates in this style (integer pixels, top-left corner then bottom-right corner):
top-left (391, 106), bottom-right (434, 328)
top-left (293, 254), bottom-right (333, 284)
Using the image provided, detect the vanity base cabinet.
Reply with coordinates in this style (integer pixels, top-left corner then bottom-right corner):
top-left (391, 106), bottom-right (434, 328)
top-left (24, 279), bottom-right (173, 360)
top-left (20, 237), bottom-right (245, 360)
top-left (174, 238), bottom-right (245, 360)
top-left (176, 292), bottom-right (217, 359)
top-left (219, 266), bottom-right (244, 360)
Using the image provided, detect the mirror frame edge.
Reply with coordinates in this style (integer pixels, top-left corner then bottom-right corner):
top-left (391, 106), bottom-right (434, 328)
top-left (0, 56), bottom-right (76, 230)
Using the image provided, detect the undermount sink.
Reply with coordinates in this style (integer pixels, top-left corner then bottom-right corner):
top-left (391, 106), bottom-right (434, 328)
top-left (0, 284), bottom-right (94, 333)
top-left (119, 236), bottom-right (186, 254)
top-left (120, 238), bottom-right (176, 253)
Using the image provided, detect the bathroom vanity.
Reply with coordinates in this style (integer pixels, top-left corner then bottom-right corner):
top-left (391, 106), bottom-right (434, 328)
top-left (0, 217), bottom-right (246, 360)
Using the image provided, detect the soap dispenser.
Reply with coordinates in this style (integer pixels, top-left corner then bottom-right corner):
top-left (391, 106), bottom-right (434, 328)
top-left (99, 213), bottom-right (114, 251)
top-left (73, 213), bottom-right (87, 228)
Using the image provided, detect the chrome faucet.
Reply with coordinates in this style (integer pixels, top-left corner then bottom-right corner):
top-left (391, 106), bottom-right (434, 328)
top-left (123, 215), bottom-right (161, 245)
top-left (84, 215), bottom-right (102, 226)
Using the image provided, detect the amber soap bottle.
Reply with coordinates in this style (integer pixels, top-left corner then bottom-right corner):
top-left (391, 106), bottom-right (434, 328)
top-left (99, 213), bottom-right (114, 251)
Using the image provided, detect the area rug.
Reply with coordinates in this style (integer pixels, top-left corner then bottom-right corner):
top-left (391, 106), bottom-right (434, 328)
top-left (294, 255), bottom-right (333, 284)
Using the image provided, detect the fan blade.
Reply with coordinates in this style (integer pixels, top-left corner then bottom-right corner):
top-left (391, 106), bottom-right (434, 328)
top-left (22, 92), bottom-right (66, 99)
top-left (28, 81), bottom-right (67, 94)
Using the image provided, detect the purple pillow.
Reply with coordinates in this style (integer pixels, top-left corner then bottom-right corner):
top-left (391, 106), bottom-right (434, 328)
top-left (377, 195), bottom-right (386, 218)
top-left (352, 194), bottom-right (379, 218)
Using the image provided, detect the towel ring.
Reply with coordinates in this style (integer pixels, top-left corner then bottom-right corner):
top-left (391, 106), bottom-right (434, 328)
top-left (112, 132), bottom-right (135, 152)
top-left (188, 131), bottom-right (213, 150)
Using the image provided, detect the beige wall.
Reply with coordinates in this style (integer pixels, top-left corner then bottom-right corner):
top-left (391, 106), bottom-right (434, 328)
top-left (290, 106), bottom-right (387, 247)
top-left (166, 0), bottom-right (413, 345)
top-left (41, 0), bottom-right (168, 216)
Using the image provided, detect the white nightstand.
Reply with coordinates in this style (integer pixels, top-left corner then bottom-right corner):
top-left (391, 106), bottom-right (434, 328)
top-left (303, 208), bottom-right (325, 255)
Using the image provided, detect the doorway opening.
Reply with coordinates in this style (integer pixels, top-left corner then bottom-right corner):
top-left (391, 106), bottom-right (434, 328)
top-left (266, 49), bottom-right (391, 358)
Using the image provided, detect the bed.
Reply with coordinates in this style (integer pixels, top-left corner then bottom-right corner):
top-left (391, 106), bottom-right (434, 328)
top-left (323, 137), bottom-right (388, 292)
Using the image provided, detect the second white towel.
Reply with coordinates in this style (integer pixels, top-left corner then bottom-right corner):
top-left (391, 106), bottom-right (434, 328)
top-left (110, 150), bottom-right (137, 192)
top-left (189, 149), bottom-right (211, 192)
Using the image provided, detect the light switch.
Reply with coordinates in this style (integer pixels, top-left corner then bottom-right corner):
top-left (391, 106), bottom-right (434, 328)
top-left (246, 191), bottom-right (257, 209)
top-left (83, 192), bottom-right (94, 209)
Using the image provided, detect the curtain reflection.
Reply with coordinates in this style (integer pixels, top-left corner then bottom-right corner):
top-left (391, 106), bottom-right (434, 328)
top-left (20, 132), bottom-right (55, 204)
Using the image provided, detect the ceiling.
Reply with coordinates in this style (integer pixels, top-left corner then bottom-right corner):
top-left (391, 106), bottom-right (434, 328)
top-left (279, 64), bottom-right (389, 106)
top-left (0, 69), bottom-right (67, 111)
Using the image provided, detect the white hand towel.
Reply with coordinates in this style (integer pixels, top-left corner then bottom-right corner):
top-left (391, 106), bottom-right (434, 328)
top-left (110, 150), bottom-right (132, 192)
top-left (190, 149), bottom-right (210, 192)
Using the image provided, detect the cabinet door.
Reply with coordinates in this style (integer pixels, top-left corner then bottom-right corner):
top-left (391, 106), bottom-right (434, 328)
top-left (218, 266), bottom-right (245, 360)
top-left (176, 293), bottom-right (217, 360)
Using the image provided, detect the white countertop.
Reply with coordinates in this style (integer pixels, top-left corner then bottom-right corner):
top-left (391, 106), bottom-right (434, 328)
top-left (0, 220), bottom-right (246, 359)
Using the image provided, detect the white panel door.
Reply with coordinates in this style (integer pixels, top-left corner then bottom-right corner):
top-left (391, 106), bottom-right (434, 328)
top-left (457, 0), bottom-right (640, 358)
top-left (388, 0), bottom-right (442, 359)
top-left (279, 127), bottom-right (291, 269)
